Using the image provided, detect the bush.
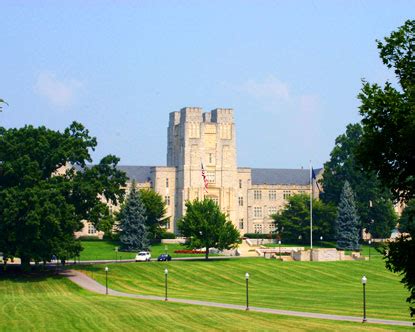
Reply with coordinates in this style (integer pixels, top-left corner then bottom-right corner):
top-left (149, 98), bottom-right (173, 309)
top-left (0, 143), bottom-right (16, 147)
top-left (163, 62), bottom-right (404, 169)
top-left (161, 232), bottom-right (176, 239)
top-left (78, 236), bottom-right (102, 241)
top-left (244, 233), bottom-right (276, 239)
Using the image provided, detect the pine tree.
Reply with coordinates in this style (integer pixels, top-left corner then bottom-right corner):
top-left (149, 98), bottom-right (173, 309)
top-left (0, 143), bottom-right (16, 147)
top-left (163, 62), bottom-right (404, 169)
top-left (118, 183), bottom-right (149, 251)
top-left (336, 181), bottom-right (360, 250)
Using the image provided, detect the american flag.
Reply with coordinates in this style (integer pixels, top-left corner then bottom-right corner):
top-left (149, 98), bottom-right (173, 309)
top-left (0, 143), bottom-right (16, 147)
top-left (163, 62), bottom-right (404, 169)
top-left (201, 162), bottom-right (208, 192)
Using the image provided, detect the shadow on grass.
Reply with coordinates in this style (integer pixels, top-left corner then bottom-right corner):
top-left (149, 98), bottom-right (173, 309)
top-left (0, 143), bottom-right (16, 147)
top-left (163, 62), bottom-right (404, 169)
top-left (0, 265), bottom-right (67, 283)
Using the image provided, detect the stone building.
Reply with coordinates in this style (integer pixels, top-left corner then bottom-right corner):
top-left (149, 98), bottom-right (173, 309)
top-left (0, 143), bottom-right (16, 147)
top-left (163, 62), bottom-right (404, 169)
top-left (78, 107), bottom-right (321, 237)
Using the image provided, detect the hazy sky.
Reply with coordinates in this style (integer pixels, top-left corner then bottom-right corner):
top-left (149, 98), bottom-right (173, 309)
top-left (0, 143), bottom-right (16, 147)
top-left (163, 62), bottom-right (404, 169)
top-left (0, 1), bottom-right (411, 168)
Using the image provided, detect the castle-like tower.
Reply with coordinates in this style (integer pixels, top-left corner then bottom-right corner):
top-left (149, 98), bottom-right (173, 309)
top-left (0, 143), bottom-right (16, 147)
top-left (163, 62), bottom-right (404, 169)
top-left (76, 106), bottom-right (320, 238)
top-left (167, 107), bottom-right (238, 228)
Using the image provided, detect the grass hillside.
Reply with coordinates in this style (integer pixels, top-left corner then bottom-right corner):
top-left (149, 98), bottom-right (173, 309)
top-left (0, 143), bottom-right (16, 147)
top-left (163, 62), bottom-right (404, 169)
top-left (0, 272), bottom-right (410, 331)
top-left (81, 256), bottom-right (411, 321)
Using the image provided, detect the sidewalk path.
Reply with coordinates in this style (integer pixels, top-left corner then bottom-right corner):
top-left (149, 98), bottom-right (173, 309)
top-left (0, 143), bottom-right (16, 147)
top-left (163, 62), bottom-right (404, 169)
top-left (62, 270), bottom-right (413, 327)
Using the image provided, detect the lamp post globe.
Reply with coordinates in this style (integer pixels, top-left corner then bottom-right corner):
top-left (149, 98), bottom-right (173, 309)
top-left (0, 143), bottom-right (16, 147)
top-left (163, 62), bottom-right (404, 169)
top-left (361, 275), bottom-right (367, 322)
top-left (105, 266), bottom-right (109, 295)
top-left (368, 240), bottom-right (372, 260)
top-left (278, 240), bottom-right (282, 259)
top-left (164, 268), bottom-right (168, 301)
top-left (245, 272), bottom-right (249, 310)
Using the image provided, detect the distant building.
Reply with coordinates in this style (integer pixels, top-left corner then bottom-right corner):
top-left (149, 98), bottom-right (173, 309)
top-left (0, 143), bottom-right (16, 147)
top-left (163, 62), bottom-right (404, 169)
top-left (77, 107), bottom-right (321, 237)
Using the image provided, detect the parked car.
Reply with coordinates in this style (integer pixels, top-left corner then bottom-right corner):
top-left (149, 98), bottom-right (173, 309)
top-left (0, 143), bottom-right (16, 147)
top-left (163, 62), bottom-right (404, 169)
top-left (135, 251), bottom-right (151, 262)
top-left (157, 254), bottom-right (172, 261)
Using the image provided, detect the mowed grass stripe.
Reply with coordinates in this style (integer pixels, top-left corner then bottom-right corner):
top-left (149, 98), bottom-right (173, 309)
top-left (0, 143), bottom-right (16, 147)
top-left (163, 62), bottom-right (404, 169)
top-left (82, 257), bottom-right (411, 321)
top-left (0, 274), bottom-right (411, 331)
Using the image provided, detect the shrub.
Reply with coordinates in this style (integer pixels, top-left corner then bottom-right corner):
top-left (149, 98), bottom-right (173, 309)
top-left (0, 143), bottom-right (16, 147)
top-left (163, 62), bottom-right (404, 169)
top-left (161, 232), bottom-right (176, 239)
top-left (78, 236), bottom-right (102, 241)
top-left (244, 233), bottom-right (276, 239)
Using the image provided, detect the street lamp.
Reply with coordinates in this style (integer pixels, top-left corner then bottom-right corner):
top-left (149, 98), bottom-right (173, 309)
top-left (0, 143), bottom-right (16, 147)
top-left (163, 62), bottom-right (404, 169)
top-left (320, 236), bottom-right (323, 247)
top-left (278, 240), bottom-right (282, 259)
top-left (164, 268), bottom-right (168, 301)
top-left (368, 240), bottom-right (371, 261)
top-left (245, 272), bottom-right (249, 310)
top-left (105, 266), bottom-right (109, 295)
top-left (361, 275), bottom-right (367, 322)
top-left (115, 246), bottom-right (118, 262)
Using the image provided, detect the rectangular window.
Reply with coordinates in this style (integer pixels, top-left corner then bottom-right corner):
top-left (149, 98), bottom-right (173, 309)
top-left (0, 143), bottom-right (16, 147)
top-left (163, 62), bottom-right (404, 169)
top-left (269, 190), bottom-right (276, 200)
top-left (254, 190), bottom-right (262, 200)
top-left (254, 224), bottom-right (263, 233)
top-left (209, 153), bottom-right (213, 164)
top-left (88, 223), bottom-right (96, 235)
top-left (268, 206), bottom-right (277, 216)
top-left (165, 195), bottom-right (170, 206)
top-left (254, 207), bottom-right (262, 218)
top-left (166, 178), bottom-right (169, 188)
top-left (207, 171), bottom-right (215, 183)
top-left (239, 219), bottom-right (244, 230)
top-left (238, 196), bottom-right (244, 206)
top-left (283, 190), bottom-right (291, 199)
top-left (239, 179), bottom-right (242, 189)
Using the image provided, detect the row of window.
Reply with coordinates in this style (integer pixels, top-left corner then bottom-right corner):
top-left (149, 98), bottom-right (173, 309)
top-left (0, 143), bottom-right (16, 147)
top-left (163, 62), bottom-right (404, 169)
top-left (253, 206), bottom-right (278, 218)
top-left (252, 190), bottom-right (306, 200)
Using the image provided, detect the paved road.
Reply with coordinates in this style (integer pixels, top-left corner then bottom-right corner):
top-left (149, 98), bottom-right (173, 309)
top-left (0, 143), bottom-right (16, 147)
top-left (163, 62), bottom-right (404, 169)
top-left (62, 269), bottom-right (413, 327)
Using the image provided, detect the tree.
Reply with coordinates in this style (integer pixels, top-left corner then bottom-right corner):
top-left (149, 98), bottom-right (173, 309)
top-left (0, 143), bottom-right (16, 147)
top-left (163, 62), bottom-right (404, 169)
top-left (356, 20), bottom-right (415, 317)
top-left (139, 188), bottom-right (167, 240)
top-left (118, 183), bottom-right (149, 251)
top-left (335, 181), bottom-right (360, 250)
top-left (272, 194), bottom-right (337, 243)
top-left (399, 199), bottom-right (415, 234)
top-left (177, 199), bottom-right (240, 260)
top-left (321, 123), bottom-right (397, 238)
top-left (0, 122), bottom-right (127, 269)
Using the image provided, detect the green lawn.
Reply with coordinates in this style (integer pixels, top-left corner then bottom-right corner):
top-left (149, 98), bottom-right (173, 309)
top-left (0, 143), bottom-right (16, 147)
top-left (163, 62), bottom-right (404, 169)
top-left (79, 240), bottom-right (208, 261)
top-left (81, 256), bottom-right (412, 322)
top-left (0, 272), bottom-right (411, 331)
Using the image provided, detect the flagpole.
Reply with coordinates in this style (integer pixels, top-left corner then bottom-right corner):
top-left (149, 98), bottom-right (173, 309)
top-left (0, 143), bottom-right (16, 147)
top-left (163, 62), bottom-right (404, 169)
top-left (310, 161), bottom-right (313, 249)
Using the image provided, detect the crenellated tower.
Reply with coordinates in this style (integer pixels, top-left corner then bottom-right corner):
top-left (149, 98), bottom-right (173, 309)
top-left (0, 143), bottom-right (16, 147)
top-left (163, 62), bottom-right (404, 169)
top-left (167, 107), bottom-right (238, 229)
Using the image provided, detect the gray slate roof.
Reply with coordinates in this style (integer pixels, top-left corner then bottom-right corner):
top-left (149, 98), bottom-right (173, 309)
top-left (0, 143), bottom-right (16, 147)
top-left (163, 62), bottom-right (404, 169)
top-left (251, 168), bottom-right (322, 185)
top-left (116, 166), bottom-right (152, 182)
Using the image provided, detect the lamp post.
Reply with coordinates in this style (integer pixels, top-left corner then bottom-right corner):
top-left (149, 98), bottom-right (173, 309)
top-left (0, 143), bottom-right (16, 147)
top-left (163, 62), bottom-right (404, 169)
top-left (245, 272), bottom-right (249, 310)
top-left (105, 266), bottom-right (109, 295)
top-left (361, 275), bottom-right (367, 322)
top-left (278, 240), bottom-right (281, 259)
top-left (368, 240), bottom-right (371, 261)
top-left (320, 236), bottom-right (323, 247)
top-left (164, 268), bottom-right (168, 301)
top-left (115, 246), bottom-right (118, 262)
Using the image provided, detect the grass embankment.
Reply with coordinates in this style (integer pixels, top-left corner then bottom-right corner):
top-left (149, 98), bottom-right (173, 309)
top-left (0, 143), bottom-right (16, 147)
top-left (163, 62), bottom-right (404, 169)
top-left (79, 240), bottom-right (206, 261)
top-left (82, 256), bottom-right (411, 321)
top-left (0, 272), bottom-right (410, 331)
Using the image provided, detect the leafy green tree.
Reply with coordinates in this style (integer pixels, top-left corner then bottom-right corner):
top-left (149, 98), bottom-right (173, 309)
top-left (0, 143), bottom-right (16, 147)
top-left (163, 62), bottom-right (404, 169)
top-left (335, 181), bottom-right (360, 250)
top-left (0, 122), bottom-right (127, 269)
top-left (273, 194), bottom-right (337, 243)
top-left (178, 199), bottom-right (240, 260)
top-left (118, 183), bottom-right (149, 251)
top-left (321, 123), bottom-right (397, 238)
top-left (139, 188), bottom-right (167, 240)
top-left (356, 20), bottom-right (415, 317)
top-left (399, 200), bottom-right (415, 234)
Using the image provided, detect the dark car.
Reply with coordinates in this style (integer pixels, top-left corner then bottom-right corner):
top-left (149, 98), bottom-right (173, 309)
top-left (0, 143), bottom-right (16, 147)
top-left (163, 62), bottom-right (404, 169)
top-left (157, 254), bottom-right (172, 261)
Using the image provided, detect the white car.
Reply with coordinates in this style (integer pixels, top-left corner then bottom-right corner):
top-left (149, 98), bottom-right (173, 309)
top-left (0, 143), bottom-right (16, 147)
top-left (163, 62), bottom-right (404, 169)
top-left (135, 251), bottom-right (151, 262)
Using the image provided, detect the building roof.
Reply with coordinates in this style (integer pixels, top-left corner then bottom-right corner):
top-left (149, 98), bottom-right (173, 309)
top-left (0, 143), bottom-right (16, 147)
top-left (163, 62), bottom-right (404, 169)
top-left (116, 166), bottom-right (152, 182)
top-left (251, 168), bottom-right (322, 185)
